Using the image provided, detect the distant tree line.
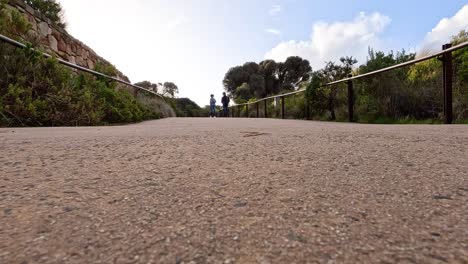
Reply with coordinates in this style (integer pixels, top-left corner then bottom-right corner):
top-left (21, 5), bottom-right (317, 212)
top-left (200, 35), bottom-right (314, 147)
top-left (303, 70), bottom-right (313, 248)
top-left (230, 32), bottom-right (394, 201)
top-left (132, 81), bottom-right (210, 117)
top-left (133, 81), bottom-right (179, 98)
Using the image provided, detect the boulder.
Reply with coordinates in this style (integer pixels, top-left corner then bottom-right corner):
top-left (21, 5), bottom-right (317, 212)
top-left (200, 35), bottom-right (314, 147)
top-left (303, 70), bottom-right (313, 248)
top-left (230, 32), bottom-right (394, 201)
top-left (29, 20), bottom-right (37, 32)
top-left (24, 4), bottom-right (35, 16)
top-left (57, 51), bottom-right (67, 58)
top-left (87, 59), bottom-right (95, 70)
top-left (83, 50), bottom-right (89, 60)
top-left (51, 28), bottom-right (61, 40)
top-left (75, 57), bottom-right (85, 67)
top-left (57, 37), bottom-right (67, 52)
top-left (26, 14), bottom-right (36, 24)
top-left (48, 35), bottom-right (58, 52)
top-left (67, 55), bottom-right (76, 65)
top-left (38, 22), bottom-right (50, 38)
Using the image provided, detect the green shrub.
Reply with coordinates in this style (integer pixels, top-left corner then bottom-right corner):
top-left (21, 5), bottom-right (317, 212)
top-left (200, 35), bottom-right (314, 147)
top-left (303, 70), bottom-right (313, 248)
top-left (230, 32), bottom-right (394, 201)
top-left (0, 46), bottom-right (158, 126)
top-left (23, 0), bottom-right (66, 28)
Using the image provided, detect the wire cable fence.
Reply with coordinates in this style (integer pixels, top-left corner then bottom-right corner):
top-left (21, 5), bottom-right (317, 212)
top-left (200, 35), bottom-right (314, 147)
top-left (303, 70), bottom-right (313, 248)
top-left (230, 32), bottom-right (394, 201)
top-left (230, 41), bottom-right (468, 124)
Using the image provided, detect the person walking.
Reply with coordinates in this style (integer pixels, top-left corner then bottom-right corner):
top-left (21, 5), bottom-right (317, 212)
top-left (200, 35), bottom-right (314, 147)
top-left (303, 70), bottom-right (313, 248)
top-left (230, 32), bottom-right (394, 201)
top-left (221, 92), bottom-right (230, 117)
top-left (209, 94), bottom-right (217, 118)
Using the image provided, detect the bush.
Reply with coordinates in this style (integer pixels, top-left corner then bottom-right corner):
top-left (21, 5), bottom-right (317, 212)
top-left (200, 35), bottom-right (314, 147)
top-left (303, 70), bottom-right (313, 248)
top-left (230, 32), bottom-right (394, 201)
top-left (0, 46), bottom-right (158, 126)
top-left (23, 0), bottom-right (66, 28)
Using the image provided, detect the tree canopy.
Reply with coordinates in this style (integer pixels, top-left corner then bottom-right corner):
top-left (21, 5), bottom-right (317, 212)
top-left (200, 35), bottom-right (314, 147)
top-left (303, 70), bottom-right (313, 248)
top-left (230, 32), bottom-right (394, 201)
top-left (134, 81), bottom-right (158, 92)
top-left (23, 0), bottom-right (66, 28)
top-left (306, 56), bottom-right (358, 120)
top-left (133, 81), bottom-right (179, 97)
top-left (162, 82), bottom-right (179, 97)
top-left (223, 56), bottom-right (311, 102)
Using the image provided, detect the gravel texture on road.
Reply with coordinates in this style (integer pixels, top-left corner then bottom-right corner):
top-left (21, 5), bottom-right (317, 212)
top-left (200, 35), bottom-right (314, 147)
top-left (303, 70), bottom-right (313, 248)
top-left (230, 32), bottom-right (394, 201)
top-left (1, 118), bottom-right (467, 263)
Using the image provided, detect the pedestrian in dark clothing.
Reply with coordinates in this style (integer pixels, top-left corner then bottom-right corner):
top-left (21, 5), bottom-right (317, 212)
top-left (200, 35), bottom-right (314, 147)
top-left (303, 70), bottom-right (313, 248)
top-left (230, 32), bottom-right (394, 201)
top-left (221, 92), bottom-right (230, 117)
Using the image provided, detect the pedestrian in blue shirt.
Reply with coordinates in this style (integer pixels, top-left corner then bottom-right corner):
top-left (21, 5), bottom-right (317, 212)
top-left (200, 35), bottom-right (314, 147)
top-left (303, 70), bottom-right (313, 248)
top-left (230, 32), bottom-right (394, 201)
top-left (209, 94), bottom-right (216, 118)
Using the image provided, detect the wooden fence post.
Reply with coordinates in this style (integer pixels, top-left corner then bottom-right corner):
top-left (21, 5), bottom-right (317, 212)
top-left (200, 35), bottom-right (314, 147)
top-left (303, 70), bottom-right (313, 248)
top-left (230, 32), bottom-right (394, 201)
top-left (256, 102), bottom-right (259, 118)
top-left (347, 74), bottom-right (355, 122)
top-left (281, 96), bottom-right (285, 119)
top-left (442, 43), bottom-right (453, 124)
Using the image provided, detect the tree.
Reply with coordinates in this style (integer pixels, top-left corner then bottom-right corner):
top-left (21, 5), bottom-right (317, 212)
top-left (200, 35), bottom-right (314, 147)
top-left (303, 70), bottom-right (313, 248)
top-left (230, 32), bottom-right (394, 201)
top-left (305, 72), bottom-right (328, 118)
top-left (405, 31), bottom-right (468, 121)
top-left (23, 0), bottom-right (66, 28)
top-left (223, 65), bottom-right (248, 95)
top-left (277, 56), bottom-right (312, 90)
top-left (451, 30), bottom-right (468, 119)
top-left (134, 80), bottom-right (179, 97)
top-left (134, 81), bottom-right (158, 93)
top-left (235, 83), bottom-right (252, 102)
top-left (340, 56), bottom-right (358, 76)
top-left (259, 60), bottom-right (280, 97)
top-left (452, 30), bottom-right (468, 82)
top-left (162, 82), bottom-right (179, 97)
top-left (312, 57), bottom-right (358, 120)
top-left (223, 62), bottom-right (264, 102)
top-left (358, 49), bottom-right (416, 119)
top-left (223, 56), bottom-right (311, 102)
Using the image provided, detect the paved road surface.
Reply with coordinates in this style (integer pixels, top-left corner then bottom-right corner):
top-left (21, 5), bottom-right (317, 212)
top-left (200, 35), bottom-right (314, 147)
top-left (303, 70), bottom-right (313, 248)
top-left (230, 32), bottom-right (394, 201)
top-left (1, 118), bottom-right (467, 263)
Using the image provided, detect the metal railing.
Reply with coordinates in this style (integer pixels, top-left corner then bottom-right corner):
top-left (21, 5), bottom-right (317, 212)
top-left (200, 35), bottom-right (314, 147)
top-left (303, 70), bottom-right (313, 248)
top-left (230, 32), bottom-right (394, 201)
top-left (230, 41), bottom-right (468, 124)
top-left (0, 33), bottom-right (163, 98)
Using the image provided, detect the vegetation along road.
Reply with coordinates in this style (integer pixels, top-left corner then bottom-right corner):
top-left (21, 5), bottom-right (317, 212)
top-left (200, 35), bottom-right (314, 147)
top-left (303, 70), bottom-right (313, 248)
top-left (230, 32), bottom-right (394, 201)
top-left (1, 118), bottom-right (467, 263)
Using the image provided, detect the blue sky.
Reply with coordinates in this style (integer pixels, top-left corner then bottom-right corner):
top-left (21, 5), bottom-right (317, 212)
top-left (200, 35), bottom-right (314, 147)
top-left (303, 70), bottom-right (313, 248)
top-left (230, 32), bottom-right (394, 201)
top-left (58, 0), bottom-right (468, 106)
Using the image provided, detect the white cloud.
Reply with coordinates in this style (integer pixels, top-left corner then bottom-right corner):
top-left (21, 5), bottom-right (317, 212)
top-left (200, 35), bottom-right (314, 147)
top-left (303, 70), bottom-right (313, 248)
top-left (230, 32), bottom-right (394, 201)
top-left (269, 5), bottom-right (281, 16)
top-left (265, 28), bottom-right (281, 36)
top-left (265, 12), bottom-right (391, 69)
top-left (422, 4), bottom-right (468, 51)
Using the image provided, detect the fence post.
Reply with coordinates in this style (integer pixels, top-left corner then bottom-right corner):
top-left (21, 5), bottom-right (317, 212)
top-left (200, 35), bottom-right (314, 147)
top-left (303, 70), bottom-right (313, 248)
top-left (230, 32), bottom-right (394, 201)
top-left (347, 74), bottom-right (355, 122)
top-left (281, 96), bottom-right (285, 119)
top-left (264, 100), bottom-right (268, 118)
top-left (246, 104), bottom-right (249, 118)
top-left (256, 102), bottom-right (259, 118)
top-left (442, 43), bottom-right (453, 124)
top-left (133, 88), bottom-right (139, 98)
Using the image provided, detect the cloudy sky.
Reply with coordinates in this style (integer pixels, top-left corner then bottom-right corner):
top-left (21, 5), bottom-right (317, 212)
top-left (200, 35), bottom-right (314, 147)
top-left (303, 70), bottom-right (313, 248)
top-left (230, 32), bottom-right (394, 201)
top-left (57, 0), bottom-right (468, 106)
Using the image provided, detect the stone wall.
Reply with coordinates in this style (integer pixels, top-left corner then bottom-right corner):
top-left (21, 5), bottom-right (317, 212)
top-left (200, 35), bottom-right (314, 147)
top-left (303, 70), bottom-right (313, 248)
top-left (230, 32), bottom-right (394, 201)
top-left (6, 0), bottom-right (129, 81)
